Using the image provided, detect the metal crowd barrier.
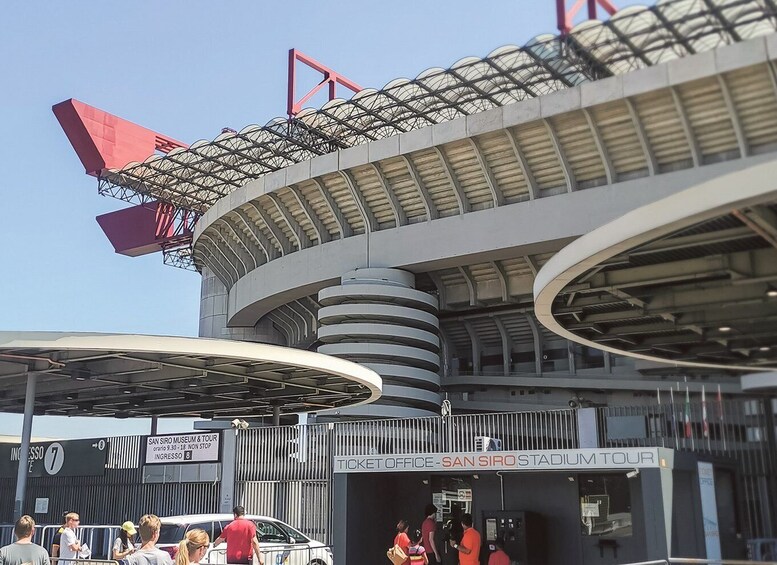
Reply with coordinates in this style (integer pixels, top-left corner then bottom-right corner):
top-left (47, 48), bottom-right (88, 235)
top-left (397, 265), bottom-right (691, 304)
top-left (622, 557), bottom-right (777, 565)
top-left (205, 544), bottom-right (334, 565)
top-left (0, 524), bottom-right (15, 546)
top-left (749, 539), bottom-right (777, 561)
top-left (15, 525), bottom-right (122, 560)
top-left (52, 559), bottom-right (121, 565)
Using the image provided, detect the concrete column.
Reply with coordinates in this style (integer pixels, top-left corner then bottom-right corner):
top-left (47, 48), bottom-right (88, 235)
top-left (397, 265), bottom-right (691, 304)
top-left (524, 314), bottom-right (543, 375)
top-left (332, 474), bottom-right (348, 563)
top-left (219, 430), bottom-right (237, 513)
top-left (13, 371), bottom-right (37, 520)
top-left (639, 466), bottom-right (674, 560)
top-left (493, 317), bottom-right (512, 377)
top-left (317, 268), bottom-right (441, 417)
top-left (199, 267), bottom-right (284, 344)
top-left (577, 408), bottom-right (599, 448)
top-left (463, 321), bottom-right (481, 374)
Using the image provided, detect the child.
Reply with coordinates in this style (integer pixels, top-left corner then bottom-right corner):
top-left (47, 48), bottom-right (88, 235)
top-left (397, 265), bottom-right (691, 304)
top-left (407, 529), bottom-right (429, 564)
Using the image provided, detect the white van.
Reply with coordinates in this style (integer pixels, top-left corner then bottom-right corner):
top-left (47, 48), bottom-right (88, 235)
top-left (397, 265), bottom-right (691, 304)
top-left (156, 514), bottom-right (333, 565)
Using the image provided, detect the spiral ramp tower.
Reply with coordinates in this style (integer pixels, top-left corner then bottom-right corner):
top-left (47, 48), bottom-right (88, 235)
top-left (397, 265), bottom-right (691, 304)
top-left (317, 269), bottom-right (441, 418)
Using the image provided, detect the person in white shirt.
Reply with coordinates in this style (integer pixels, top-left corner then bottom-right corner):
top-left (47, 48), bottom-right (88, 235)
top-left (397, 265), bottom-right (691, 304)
top-left (58, 513), bottom-right (82, 563)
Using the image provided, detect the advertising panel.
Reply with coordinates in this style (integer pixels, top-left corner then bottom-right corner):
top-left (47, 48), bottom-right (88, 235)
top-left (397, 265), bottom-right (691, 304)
top-left (698, 461), bottom-right (722, 559)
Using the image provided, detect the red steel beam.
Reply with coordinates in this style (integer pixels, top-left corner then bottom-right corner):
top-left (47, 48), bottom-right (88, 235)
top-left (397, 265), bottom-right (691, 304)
top-left (95, 202), bottom-right (195, 257)
top-left (54, 99), bottom-right (193, 258)
top-left (557, 0), bottom-right (617, 35)
top-left (287, 49), bottom-right (362, 118)
top-left (52, 98), bottom-right (187, 176)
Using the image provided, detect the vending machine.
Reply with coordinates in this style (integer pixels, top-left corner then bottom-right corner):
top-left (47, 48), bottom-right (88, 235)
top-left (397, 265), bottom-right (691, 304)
top-left (482, 510), bottom-right (546, 565)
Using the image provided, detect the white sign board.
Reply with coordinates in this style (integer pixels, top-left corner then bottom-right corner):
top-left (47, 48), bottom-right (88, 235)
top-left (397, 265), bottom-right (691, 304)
top-left (432, 493), bottom-right (443, 522)
top-left (581, 502), bottom-right (599, 517)
top-left (145, 433), bottom-right (220, 465)
top-left (34, 498), bottom-right (49, 514)
top-left (334, 448), bottom-right (665, 474)
top-left (698, 462), bottom-right (721, 560)
top-left (458, 488), bottom-right (472, 502)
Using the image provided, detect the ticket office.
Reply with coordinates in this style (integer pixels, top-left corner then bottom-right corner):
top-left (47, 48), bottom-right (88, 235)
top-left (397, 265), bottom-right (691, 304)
top-left (331, 449), bottom-right (715, 565)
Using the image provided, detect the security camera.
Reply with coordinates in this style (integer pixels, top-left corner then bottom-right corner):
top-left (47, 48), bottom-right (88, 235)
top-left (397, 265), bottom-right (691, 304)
top-left (230, 418), bottom-right (249, 430)
top-left (568, 398), bottom-right (579, 408)
top-left (626, 469), bottom-right (640, 479)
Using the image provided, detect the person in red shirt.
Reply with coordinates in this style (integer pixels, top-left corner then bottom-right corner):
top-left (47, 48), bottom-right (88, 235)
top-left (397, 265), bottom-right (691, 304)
top-left (487, 537), bottom-right (509, 565)
top-left (394, 520), bottom-right (411, 565)
top-left (449, 513), bottom-right (481, 565)
top-left (421, 505), bottom-right (441, 564)
top-left (213, 506), bottom-right (262, 565)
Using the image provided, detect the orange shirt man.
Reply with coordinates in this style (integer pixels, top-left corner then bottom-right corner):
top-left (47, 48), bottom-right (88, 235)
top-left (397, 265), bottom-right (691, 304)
top-left (449, 513), bottom-right (481, 565)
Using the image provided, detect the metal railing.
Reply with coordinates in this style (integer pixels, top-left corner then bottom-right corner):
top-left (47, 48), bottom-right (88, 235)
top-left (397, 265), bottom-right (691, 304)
top-left (3, 399), bottom-right (775, 554)
top-left (0, 524), bottom-right (15, 546)
top-left (0, 434), bottom-right (220, 524)
top-left (235, 408), bottom-right (579, 482)
top-left (205, 545), bottom-right (334, 565)
top-left (621, 557), bottom-right (777, 565)
top-left (52, 559), bottom-right (121, 565)
top-left (750, 539), bottom-right (777, 561)
top-left (36, 525), bottom-right (122, 560)
top-left (598, 399), bottom-right (777, 540)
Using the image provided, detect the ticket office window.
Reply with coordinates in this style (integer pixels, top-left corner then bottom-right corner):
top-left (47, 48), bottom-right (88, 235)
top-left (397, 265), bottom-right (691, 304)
top-left (579, 474), bottom-right (632, 538)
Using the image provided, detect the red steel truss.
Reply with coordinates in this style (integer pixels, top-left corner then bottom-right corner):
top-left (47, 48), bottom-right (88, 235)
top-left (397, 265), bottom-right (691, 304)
top-left (54, 0), bottom-right (777, 271)
top-left (53, 99), bottom-right (197, 268)
top-left (557, 0), bottom-right (618, 35)
top-left (287, 49), bottom-right (363, 118)
top-left (91, 0), bottom-right (774, 216)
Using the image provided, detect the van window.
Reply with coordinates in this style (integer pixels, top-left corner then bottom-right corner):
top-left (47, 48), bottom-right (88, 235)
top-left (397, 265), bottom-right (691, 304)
top-left (275, 522), bottom-right (309, 544)
top-left (255, 522), bottom-right (287, 544)
top-left (187, 522), bottom-right (215, 539)
top-left (158, 524), bottom-right (185, 544)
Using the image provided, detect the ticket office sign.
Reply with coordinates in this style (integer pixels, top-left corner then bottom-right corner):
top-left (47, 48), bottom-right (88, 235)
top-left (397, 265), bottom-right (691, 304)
top-left (334, 447), bottom-right (667, 474)
top-left (144, 432), bottom-right (220, 465)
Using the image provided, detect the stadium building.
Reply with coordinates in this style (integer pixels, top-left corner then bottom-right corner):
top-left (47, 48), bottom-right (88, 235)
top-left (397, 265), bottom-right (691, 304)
top-left (57, 0), bottom-right (777, 421)
top-left (36, 0), bottom-right (777, 560)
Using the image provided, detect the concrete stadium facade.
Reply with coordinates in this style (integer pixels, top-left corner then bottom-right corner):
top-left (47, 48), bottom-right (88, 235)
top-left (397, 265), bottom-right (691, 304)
top-left (191, 34), bottom-right (777, 418)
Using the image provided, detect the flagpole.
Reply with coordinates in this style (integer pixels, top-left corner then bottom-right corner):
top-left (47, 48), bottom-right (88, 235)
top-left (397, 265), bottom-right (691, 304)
top-left (670, 387), bottom-right (678, 447)
top-left (685, 386), bottom-right (695, 451)
top-left (656, 387), bottom-right (665, 447)
top-left (702, 385), bottom-right (710, 451)
top-left (718, 384), bottom-right (726, 452)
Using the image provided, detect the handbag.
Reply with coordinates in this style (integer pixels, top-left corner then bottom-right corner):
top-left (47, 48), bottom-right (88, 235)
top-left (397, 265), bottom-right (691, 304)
top-left (387, 543), bottom-right (407, 565)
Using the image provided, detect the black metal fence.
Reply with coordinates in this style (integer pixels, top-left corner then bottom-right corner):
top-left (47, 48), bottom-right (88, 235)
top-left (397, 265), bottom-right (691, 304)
top-left (1, 399), bottom-right (775, 545)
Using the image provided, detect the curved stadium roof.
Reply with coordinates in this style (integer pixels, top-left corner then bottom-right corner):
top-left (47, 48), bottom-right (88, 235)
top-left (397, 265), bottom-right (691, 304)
top-left (533, 159), bottom-right (777, 371)
top-left (0, 332), bottom-right (382, 418)
top-left (98, 0), bottom-right (777, 213)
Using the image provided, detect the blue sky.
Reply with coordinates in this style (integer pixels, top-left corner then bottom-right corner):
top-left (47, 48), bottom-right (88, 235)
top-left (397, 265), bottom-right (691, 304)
top-left (0, 0), bottom-right (639, 439)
